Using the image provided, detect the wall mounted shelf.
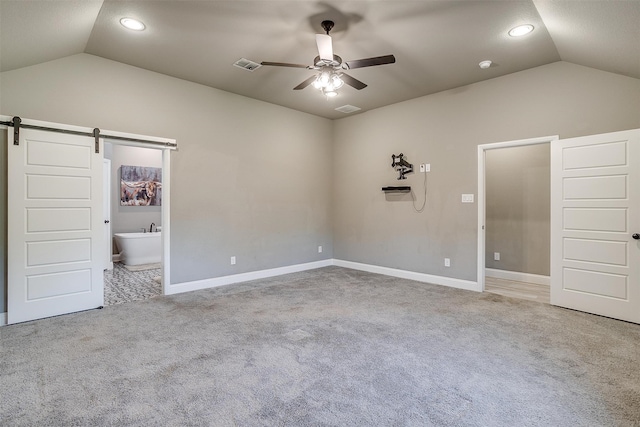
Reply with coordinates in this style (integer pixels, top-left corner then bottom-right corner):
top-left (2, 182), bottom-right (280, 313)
top-left (382, 186), bottom-right (411, 192)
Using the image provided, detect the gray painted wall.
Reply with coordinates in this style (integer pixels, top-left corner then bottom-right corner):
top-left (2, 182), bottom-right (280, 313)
top-left (0, 57), bottom-right (639, 315)
top-left (485, 144), bottom-right (550, 276)
top-left (0, 53), bottom-right (334, 305)
top-left (333, 62), bottom-right (640, 282)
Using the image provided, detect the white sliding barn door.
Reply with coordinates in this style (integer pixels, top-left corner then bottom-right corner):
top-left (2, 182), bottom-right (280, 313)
top-left (8, 128), bottom-right (104, 324)
top-left (551, 129), bottom-right (640, 323)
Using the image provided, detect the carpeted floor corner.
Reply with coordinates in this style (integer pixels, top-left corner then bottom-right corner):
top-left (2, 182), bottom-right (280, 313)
top-left (1, 266), bottom-right (639, 426)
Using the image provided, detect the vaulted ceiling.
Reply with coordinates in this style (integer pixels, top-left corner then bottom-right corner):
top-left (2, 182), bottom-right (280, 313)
top-left (1, 1), bottom-right (639, 119)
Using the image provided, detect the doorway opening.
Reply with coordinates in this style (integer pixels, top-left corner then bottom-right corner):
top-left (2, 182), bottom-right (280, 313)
top-left (477, 136), bottom-right (558, 303)
top-left (103, 141), bottom-right (170, 306)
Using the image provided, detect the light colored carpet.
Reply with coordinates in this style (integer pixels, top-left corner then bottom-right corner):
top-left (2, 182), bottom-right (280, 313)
top-left (1, 266), bottom-right (639, 426)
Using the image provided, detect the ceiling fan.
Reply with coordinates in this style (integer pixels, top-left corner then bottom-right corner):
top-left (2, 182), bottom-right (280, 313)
top-left (261, 20), bottom-right (396, 98)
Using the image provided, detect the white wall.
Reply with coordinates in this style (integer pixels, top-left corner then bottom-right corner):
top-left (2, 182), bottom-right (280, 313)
top-left (0, 53), bottom-right (334, 296)
top-left (333, 62), bottom-right (640, 282)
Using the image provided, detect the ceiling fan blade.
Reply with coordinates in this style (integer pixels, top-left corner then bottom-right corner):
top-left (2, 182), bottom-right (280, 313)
top-left (293, 75), bottom-right (317, 90)
top-left (261, 61), bottom-right (309, 69)
top-left (315, 34), bottom-right (334, 61)
top-left (345, 55), bottom-right (396, 69)
top-left (340, 73), bottom-right (367, 90)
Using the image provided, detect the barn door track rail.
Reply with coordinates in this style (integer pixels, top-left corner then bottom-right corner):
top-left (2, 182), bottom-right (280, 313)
top-left (1, 116), bottom-right (178, 152)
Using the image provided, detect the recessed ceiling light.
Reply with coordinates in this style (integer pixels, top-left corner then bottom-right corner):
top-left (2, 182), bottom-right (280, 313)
top-left (508, 24), bottom-right (534, 37)
top-left (479, 60), bottom-right (492, 69)
top-left (120, 18), bottom-right (145, 31)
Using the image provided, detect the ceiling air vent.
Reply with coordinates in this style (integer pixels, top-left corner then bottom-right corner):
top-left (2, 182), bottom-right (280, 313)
top-left (335, 105), bottom-right (362, 114)
top-left (233, 58), bottom-right (262, 72)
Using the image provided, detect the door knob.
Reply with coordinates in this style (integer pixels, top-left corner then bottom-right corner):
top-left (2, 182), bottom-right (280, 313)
top-left (104, 220), bottom-right (110, 224)
top-left (633, 233), bottom-right (640, 240)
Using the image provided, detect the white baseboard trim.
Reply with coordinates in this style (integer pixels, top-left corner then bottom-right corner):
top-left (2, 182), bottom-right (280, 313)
top-left (334, 259), bottom-right (480, 292)
top-left (2, 258), bottom-right (482, 324)
top-left (168, 258), bottom-right (480, 297)
top-left (167, 259), bottom-right (334, 295)
top-left (485, 268), bottom-right (550, 286)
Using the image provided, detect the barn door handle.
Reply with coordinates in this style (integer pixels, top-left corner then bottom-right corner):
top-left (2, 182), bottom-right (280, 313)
top-left (633, 233), bottom-right (640, 240)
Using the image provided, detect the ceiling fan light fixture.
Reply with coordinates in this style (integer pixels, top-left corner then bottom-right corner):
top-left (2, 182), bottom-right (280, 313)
top-left (332, 74), bottom-right (344, 89)
top-left (319, 71), bottom-right (331, 86)
top-left (312, 69), bottom-right (343, 95)
top-left (323, 88), bottom-right (338, 98)
top-left (261, 19), bottom-right (395, 103)
top-left (508, 24), bottom-right (534, 37)
top-left (120, 17), bottom-right (146, 31)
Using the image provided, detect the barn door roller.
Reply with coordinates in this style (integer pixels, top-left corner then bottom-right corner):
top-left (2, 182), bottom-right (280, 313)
top-left (93, 128), bottom-right (100, 154)
top-left (12, 116), bottom-right (21, 145)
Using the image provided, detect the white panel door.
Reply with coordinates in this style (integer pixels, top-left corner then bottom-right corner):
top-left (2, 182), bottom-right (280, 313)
top-left (8, 128), bottom-right (104, 324)
top-left (551, 129), bottom-right (640, 323)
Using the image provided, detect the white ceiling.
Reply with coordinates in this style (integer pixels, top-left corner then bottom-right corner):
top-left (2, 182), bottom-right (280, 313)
top-left (1, 1), bottom-right (639, 120)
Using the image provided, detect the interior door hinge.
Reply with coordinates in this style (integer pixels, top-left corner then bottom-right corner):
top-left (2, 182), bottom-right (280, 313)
top-left (93, 128), bottom-right (100, 153)
top-left (12, 116), bottom-right (21, 145)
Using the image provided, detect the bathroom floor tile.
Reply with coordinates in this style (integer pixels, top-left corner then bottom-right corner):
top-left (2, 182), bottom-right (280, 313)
top-left (104, 262), bottom-right (162, 306)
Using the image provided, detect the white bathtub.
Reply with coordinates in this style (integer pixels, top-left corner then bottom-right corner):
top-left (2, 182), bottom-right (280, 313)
top-left (114, 232), bottom-right (162, 266)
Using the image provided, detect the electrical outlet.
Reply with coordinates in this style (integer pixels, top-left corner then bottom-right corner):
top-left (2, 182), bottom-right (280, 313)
top-left (461, 194), bottom-right (474, 203)
top-left (419, 163), bottom-right (431, 173)
top-left (425, 163), bottom-right (430, 172)
top-left (444, 258), bottom-right (451, 267)
top-left (494, 252), bottom-right (500, 261)
top-left (318, 245), bottom-right (323, 253)
top-left (230, 256), bottom-right (236, 265)
top-left (419, 164), bottom-right (425, 173)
